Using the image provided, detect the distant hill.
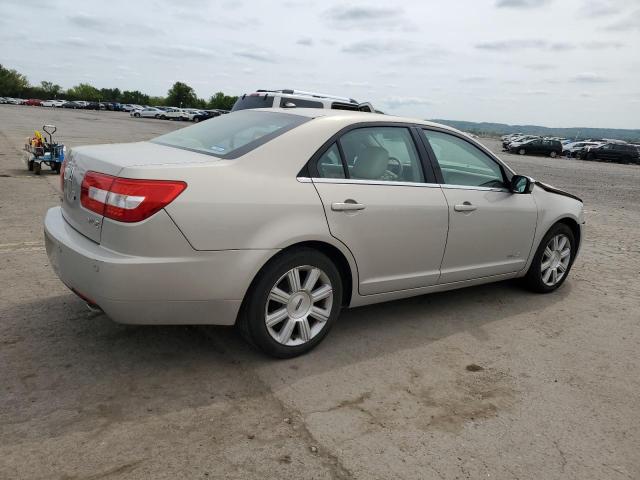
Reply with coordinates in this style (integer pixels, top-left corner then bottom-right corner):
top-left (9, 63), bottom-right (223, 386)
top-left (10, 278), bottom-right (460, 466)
top-left (429, 119), bottom-right (640, 143)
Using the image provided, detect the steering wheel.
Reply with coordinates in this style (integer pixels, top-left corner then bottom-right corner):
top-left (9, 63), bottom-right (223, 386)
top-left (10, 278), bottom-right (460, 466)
top-left (387, 157), bottom-right (403, 177)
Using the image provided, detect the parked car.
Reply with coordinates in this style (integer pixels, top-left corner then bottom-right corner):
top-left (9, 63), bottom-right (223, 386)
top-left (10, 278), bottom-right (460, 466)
top-left (45, 109), bottom-right (584, 358)
top-left (25, 99), bottom-right (43, 106)
top-left (74, 101), bottom-right (89, 108)
top-left (60, 101), bottom-right (83, 109)
top-left (5, 97), bottom-right (25, 104)
top-left (84, 101), bottom-right (101, 110)
top-left (232, 89), bottom-right (376, 113)
top-left (503, 135), bottom-right (540, 150)
top-left (510, 138), bottom-right (563, 157)
top-left (577, 142), bottom-right (639, 164)
top-left (191, 110), bottom-right (218, 122)
top-left (160, 108), bottom-right (190, 120)
top-left (41, 100), bottom-right (61, 107)
top-left (562, 141), bottom-right (602, 157)
top-left (130, 107), bottom-right (164, 118)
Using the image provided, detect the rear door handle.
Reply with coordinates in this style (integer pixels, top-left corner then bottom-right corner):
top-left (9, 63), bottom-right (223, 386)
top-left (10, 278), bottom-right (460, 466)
top-left (331, 201), bottom-right (366, 212)
top-left (454, 202), bottom-right (477, 212)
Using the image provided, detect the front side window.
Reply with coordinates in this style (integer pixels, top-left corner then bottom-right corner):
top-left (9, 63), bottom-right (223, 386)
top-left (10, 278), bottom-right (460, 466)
top-left (422, 130), bottom-right (506, 188)
top-left (152, 110), bottom-right (308, 158)
top-left (339, 127), bottom-right (424, 183)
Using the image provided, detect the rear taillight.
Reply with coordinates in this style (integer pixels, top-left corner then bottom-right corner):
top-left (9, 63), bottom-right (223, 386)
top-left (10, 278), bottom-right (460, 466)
top-left (80, 171), bottom-right (186, 223)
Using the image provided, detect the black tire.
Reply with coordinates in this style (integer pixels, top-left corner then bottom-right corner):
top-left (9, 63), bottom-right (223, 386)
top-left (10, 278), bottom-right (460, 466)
top-left (54, 163), bottom-right (61, 174)
top-left (237, 248), bottom-right (343, 358)
top-left (33, 162), bottom-right (41, 175)
top-left (550, 150), bottom-right (558, 158)
top-left (523, 223), bottom-right (576, 293)
top-left (134, 112), bottom-right (140, 118)
top-left (28, 159), bottom-right (34, 171)
top-left (518, 148), bottom-right (526, 155)
top-left (193, 117), bottom-right (200, 123)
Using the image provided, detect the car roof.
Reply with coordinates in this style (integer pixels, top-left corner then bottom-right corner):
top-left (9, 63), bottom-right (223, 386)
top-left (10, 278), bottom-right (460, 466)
top-left (251, 107), bottom-right (464, 133)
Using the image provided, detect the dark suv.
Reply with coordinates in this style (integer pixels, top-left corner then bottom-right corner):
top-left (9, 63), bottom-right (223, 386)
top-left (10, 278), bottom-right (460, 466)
top-left (509, 138), bottom-right (563, 157)
top-left (577, 143), bottom-right (639, 164)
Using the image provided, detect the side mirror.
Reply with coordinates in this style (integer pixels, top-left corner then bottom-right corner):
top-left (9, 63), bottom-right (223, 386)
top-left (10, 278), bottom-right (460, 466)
top-left (511, 175), bottom-right (534, 194)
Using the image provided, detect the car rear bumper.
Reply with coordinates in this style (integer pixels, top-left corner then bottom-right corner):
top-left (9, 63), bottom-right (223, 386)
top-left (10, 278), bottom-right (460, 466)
top-left (44, 206), bottom-right (276, 326)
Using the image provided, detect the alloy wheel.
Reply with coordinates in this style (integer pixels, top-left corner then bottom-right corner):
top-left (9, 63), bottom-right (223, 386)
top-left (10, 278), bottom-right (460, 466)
top-left (264, 265), bottom-right (333, 346)
top-left (541, 234), bottom-right (571, 286)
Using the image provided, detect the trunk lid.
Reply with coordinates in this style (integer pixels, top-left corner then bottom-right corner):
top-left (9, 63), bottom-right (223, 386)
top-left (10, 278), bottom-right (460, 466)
top-left (61, 141), bottom-right (214, 243)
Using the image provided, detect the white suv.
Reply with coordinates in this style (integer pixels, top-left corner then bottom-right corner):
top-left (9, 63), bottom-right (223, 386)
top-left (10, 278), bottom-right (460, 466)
top-left (232, 89), bottom-right (377, 113)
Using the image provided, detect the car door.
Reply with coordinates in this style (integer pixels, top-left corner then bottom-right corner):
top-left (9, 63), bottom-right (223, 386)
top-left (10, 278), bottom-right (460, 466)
top-left (420, 129), bottom-right (538, 283)
top-left (309, 125), bottom-right (449, 295)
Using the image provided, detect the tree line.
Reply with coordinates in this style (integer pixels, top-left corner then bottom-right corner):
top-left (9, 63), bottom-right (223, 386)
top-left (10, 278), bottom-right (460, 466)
top-left (0, 64), bottom-right (238, 110)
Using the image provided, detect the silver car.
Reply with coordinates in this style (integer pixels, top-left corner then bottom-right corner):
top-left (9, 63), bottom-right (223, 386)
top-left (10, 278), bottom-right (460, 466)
top-left (44, 109), bottom-right (584, 357)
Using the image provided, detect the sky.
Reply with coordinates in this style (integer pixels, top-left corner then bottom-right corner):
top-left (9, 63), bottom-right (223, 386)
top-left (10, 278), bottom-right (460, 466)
top-left (1, 0), bottom-right (639, 128)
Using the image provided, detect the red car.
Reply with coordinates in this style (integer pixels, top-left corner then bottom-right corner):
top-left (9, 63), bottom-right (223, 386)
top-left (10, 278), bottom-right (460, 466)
top-left (25, 99), bottom-right (43, 106)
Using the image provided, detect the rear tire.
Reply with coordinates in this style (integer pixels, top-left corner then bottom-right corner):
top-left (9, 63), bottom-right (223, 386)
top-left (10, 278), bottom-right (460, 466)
top-left (237, 248), bottom-right (343, 358)
top-left (134, 112), bottom-right (140, 118)
top-left (518, 148), bottom-right (526, 155)
top-left (33, 162), bottom-right (41, 175)
top-left (550, 150), bottom-right (558, 158)
top-left (523, 223), bottom-right (575, 293)
top-left (27, 159), bottom-right (34, 171)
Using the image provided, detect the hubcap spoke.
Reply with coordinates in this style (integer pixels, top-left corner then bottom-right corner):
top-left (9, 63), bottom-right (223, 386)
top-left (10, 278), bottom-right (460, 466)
top-left (298, 318), bottom-right (312, 342)
top-left (278, 318), bottom-right (296, 344)
top-left (557, 262), bottom-right (567, 272)
top-left (542, 268), bottom-right (553, 283)
top-left (560, 248), bottom-right (570, 258)
top-left (266, 308), bottom-right (288, 327)
top-left (309, 306), bottom-right (329, 323)
top-left (311, 284), bottom-right (332, 302)
top-left (269, 287), bottom-right (291, 305)
top-left (541, 260), bottom-right (551, 271)
top-left (552, 268), bottom-right (558, 284)
top-left (287, 268), bottom-right (302, 292)
top-left (544, 247), bottom-right (553, 258)
top-left (303, 267), bottom-right (321, 292)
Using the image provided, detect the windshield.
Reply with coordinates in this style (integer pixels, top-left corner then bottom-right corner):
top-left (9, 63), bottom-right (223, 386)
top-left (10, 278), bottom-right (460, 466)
top-left (151, 110), bottom-right (308, 159)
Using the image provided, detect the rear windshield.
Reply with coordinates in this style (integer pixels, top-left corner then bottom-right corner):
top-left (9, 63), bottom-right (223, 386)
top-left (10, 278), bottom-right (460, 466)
top-left (231, 95), bottom-right (275, 111)
top-left (151, 110), bottom-right (308, 159)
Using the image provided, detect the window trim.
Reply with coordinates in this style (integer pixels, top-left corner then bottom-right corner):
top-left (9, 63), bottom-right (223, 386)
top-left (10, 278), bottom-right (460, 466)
top-left (417, 127), bottom-right (513, 190)
top-left (305, 122), bottom-right (437, 184)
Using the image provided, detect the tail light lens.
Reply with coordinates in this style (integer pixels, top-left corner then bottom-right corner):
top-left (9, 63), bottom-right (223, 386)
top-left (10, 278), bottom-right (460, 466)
top-left (81, 171), bottom-right (187, 223)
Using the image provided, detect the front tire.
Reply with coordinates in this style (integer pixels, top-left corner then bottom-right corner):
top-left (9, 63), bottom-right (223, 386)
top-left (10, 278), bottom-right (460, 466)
top-left (550, 150), bottom-right (558, 158)
top-left (523, 223), bottom-right (575, 293)
top-left (518, 148), bottom-right (526, 155)
top-left (238, 248), bottom-right (343, 358)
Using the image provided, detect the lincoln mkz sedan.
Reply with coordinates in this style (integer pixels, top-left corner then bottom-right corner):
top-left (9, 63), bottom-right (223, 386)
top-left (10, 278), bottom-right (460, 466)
top-left (44, 109), bottom-right (584, 357)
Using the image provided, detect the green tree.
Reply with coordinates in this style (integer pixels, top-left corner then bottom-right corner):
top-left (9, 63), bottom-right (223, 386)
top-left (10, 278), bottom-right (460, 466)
top-left (166, 82), bottom-right (198, 108)
top-left (207, 91), bottom-right (238, 110)
top-left (66, 83), bottom-right (101, 101)
top-left (40, 81), bottom-right (62, 98)
top-left (121, 90), bottom-right (150, 104)
top-left (0, 64), bottom-right (29, 97)
top-left (99, 87), bottom-right (121, 102)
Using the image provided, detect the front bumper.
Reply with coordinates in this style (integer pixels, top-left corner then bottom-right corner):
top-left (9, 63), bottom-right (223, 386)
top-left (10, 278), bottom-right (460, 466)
top-left (44, 206), bottom-right (276, 325)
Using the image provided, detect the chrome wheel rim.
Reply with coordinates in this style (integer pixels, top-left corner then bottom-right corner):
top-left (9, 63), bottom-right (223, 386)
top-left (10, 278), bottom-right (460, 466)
top-left (265, 265), bottom-right (333, 346)
top-left (541, 234), bottom-right (571, 286)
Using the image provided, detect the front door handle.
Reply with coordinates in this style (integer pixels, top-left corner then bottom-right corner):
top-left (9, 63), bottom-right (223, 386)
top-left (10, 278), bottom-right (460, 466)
top-left (454, 202), bottom-right (477, 212)
top-left (331, 201), bottom-right (366, 212)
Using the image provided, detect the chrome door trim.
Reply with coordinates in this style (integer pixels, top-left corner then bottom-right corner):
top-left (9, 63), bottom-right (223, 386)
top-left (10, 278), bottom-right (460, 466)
top-left (441, 184), bottom-right (510, 193)
top-left (302, 177), bottom-right (442, 188)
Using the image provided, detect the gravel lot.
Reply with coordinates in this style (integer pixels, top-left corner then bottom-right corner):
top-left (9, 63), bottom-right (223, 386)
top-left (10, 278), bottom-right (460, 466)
top-left (1, 105), bottom-right (639, 480)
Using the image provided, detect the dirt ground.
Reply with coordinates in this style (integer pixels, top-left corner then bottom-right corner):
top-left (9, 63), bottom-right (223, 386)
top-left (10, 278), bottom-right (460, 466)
top-left (1, 105), bottom-right (638, 480)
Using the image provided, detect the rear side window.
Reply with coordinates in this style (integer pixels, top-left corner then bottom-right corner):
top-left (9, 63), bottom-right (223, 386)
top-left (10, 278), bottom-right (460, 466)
top-left (152, 110), bottom-right (308, 159)
top-left (231, 95), bottom-right (275, 111)
top-left (317, 143), bottom-right (346, 179)
top-left (280, 97), bottom-right (323, 108)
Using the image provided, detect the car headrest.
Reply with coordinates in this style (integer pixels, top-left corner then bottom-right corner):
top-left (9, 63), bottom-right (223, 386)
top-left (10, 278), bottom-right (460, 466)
top-left (352, 146), bottom-right (389, 180)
